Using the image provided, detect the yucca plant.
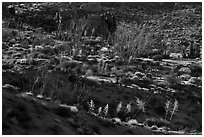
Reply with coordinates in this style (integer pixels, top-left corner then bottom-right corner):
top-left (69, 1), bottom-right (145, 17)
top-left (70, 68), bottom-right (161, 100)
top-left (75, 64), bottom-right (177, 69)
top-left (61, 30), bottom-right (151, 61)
top-left (128, 55), bottom-right (133, 64)
top-left (88, 99), bottom-right (95, 112)
top-left (101, 60), bottom-right (106, 74)
top-left (98, 107), bottom-right (102, 115)
top-left (125, 102), bottom-right (132, 114)
top-left (136, 98), bottom-right (146, 113)
top-left (97, 58), bottom-right (107, 75)
top-left (132, 98), bottom-right (146, 118)
top-left (164, 100), bottom-right (171, 121)
top-left (104, 63), bottom-right (108, 74)
top-left (164, 99), bottom-right (179, 121)
top-left (97, 59), bottom-right (102, 73)
top-left (116, 101), bottom-right (123, 114)
top-left (103, 104), bottom-right (109, 117)
top-left (169, 100), bottom-right (179, 121)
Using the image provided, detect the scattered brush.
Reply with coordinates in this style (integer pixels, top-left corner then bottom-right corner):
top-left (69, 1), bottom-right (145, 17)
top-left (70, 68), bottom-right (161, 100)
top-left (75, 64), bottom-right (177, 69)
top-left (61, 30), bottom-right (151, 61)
top-left (166, 74), bottom-right (181, 87)
top-left (114, 22), bottom-right (155, 60)
top-left (77, 88), bottom-right (91, 104)
top-left (29, 71), bottom-right (45, 96)
top-left (71, 82), bottom-right (92, 105)
top-left (2, 28), bottom-right (18, 41)
top-left (54, 18), bottom-right (85, 57)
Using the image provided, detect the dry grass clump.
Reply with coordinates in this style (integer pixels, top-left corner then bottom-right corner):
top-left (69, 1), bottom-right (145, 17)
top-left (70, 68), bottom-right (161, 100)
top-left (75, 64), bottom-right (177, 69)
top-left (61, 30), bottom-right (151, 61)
top-left (113, 22), bottom-right (156, 60)
top-left (166, 75), bottom-right (181, 87)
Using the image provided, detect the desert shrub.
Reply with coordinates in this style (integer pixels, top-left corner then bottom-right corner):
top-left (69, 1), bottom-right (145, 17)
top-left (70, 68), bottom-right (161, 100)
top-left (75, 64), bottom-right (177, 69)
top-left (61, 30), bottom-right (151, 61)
top-left (152, 55), bottom-right (163, 61)
top-left (40, 46), bottom-right (55, 55)
top-left (32, 34), bottom-right (55, 46)
top-left (145, 117), bottom-right (170, 127)
top-left (54, 42), bottom-right (73, 55)
top-left (190, 64), bottom-right (202, 77)
top-left (166, 74), bottom-right (181, 87)
top-left (39, 38), bottom-right (55, 46)
top-left (113, 2), bottom-right (201, 60)
top-left (30, 69), bottom-right (92, 106)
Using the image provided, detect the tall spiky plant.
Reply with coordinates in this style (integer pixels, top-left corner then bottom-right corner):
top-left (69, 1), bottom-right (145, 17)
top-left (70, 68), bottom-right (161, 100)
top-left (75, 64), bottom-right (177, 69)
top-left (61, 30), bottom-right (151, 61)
top-left (136, 98), bottom-right (146, 113)
top-left (116, 101), bottom-right (123, 114)
top-left (165, 100), bottom-right (171, 120)
top-left (132, 98), bottom-right (146, 118)
top-left (125, 102), bottom-right (132, 114)
top-left (88, 100), bottom-right (95, 112)
top-left (103, 104), bottom-right (109, 117)
top-left (169, 100), bottom-right (179, 121)
top-left (98, 107), bottom-right (102, 115)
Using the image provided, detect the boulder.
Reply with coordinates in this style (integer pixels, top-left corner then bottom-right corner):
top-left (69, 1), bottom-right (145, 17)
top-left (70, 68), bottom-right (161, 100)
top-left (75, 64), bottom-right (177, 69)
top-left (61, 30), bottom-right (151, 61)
top-left (15, 59), bottom-right (29, 65)
top-left (188, 77), bottom-right (202, 86)
top-left (127, 119), bottom-right (138, 126)
top-left (3, 84), bottom-right (19, 93)
top-left (178, 67), bottom-right (191, 74)
top-left (146, 73), bottom-right (153, 79)
top-left (9, 38), bottom-right (16, 44)
top-left (134, 72), bottom-right (145, 78)
top-left (111, 117), bottom-right (122, 124)
top-left (170, 53), bottom-right (183, 59)
top-left (179, 74), bottom-right (191, 81)
top-left (12, 52), bottom-right (22, 58)
top-left (85, 69), bottom-right (94, 76)
top-left (59, 104), bottom-right (78, 112)
top-left (157, 80), bottom-right (169, 87)
top-left (100, 47), bottom-right (109, 52)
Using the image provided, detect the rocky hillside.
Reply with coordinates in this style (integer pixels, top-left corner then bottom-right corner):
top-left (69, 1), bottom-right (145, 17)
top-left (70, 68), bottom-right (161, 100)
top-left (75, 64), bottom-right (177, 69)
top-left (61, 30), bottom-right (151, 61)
top-left (2, 2), bottom-right (202, 135)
